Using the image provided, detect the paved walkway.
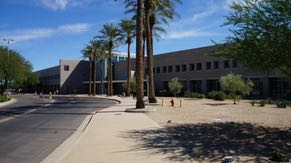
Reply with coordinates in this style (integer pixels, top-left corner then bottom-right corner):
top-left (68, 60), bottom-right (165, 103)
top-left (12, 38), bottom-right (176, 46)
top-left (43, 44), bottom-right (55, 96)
top-left (43, 96), bottom-right (176, 163)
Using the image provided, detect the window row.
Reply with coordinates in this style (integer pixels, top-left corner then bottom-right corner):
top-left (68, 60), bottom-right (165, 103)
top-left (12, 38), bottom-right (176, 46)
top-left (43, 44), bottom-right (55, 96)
top-left (153, 60), bottom-right (239, 74)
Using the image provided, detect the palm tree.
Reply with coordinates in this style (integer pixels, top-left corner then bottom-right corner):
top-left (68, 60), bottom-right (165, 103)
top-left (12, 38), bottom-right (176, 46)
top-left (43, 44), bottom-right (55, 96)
top-left (125, 0), bottom-right (181, 103)
top-left (135, 0), bottom-right (145, 108)
top-left (96, 24), bottom-right (120, 96)
top-left (147, 0), bottom-right (181, 103)
top-left (95, 42), bottom-right (108, 95)
top-left (81, 46), bottom-right (93, 96)
top-left (118, 19), bottom-right (136, 96)
top-left (86, 40), bottom-right (105, 96)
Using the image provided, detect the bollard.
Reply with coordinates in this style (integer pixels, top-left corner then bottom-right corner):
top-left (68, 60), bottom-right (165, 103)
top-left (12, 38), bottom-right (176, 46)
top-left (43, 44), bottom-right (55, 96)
top-left (161, 98), bottom-right (164, 107)
top-left (170, 98), bottom-right (174, 107)
top-left (49, 92), bottom-right (53, 101)
top-left (179, 98), bottom-right (183, 107)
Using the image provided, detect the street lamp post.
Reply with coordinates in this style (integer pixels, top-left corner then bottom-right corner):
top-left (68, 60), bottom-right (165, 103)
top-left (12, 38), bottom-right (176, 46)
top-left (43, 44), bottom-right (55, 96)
top-left (2, 38), bottom-right (14, 94)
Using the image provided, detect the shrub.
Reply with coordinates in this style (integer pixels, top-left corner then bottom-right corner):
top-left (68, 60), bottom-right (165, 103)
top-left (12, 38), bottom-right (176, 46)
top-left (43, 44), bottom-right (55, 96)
top-left (190, 92), bottom-right (205, 99)
top-left (206, 91), bottom-right (226, 101)
top-left (184, 91), bottom-right (205, 99)
top-left (276, 100), bottom-right (288, 108)
top-left (157, 90), bottom-right (171, 97)
top-left (184, 91), bottom-right (191, 97)
top-left (270, 151), bottom-right (289, 162)
top-left (0, 95), bottom-right (11, 102)
top-left (259, 100), bottom-right (266, 107)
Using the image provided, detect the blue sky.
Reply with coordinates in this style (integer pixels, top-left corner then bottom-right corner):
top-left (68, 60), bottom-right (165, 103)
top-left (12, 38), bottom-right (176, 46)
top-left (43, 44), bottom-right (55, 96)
top-left (0, 0), bottom-right (237, 71)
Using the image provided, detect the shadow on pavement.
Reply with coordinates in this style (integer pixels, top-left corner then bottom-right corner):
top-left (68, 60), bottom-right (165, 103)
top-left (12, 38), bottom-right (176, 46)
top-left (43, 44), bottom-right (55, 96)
top-left (123, 122), bottom-right (291, 162)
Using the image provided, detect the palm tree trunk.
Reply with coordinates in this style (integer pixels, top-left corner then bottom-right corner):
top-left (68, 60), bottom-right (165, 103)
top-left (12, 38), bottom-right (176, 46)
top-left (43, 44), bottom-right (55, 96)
top-left (107, 59), bottom-right (109, 95)
top-left (136, 0), bottom-right (145, 109)
top-left (108, 45), bottom-right (113, 96)
top-left (89, 60), bottom-right (92, 96)
top-left (142, 32), bottom-right (146, 62)
top-left (145, 0), bottom-right (157, 103)
top-left (126, 40), bottom-right (131, 96)
top-left (100, 60), bottom-right (104, 94)
top-left (92, 56), bottom-right (96, 96)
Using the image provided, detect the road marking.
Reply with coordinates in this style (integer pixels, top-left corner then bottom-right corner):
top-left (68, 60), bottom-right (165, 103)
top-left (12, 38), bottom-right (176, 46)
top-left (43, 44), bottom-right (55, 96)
top-left (0, 99), bottom-right (55, 123)
top-left (0, 108), bottom-right (37, 123)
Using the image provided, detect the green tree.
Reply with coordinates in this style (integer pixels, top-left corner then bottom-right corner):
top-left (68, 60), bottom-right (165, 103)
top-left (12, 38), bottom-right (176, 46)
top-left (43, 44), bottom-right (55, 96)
top-left (118, 19), bottom-right (136, 96)
top-left (219, 73), bottom-right (253, 104)
top-left (218, 0), bottom-right (291, 77)
top-left (168, 77), bottom-right (183, 97)
top-left (97, 23), bottom-right (120, 96)
top-left (0, 46), bottom-right (38, 94)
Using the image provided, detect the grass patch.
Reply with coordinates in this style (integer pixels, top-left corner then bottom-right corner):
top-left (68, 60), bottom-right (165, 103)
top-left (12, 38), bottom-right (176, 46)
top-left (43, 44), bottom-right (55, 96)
top-left (0, 95), bottom-right (11, 102)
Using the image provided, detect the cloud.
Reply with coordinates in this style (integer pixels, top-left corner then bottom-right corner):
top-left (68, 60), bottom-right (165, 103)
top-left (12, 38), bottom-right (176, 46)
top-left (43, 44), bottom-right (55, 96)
top-left (6, 29), bottom-right (55, 42)
top-left (38, 0), bottom-right (94, 10)
top-left (164, 29), bottom-right (215, 40)
top-left (39, 0), bottom-right (69, 10)
top-left (0, 23), bottom-right (92, 42)
top-left (223, 0), bottom-right (262, 10)
top-left (58, 23), bottom-right (92, 33)
top-left (191, 4), bottom-right (218, 22)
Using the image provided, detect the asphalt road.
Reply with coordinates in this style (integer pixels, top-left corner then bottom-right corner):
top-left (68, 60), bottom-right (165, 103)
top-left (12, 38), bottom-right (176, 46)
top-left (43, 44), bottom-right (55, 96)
top-left (0, 95), bottom-right (49, 120)
top-left (0, 95), bottom-right (118, 163)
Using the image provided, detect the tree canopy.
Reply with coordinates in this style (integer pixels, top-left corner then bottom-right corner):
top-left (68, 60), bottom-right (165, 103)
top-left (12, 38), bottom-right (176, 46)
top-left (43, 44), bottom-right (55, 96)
top-left (0, 46), bottom-right (38, 94)
top-left (219, 73), bottom-right (253, 104)
top-left (218, 0), bottom-right (291, 77)
top-left (168, 77), bottom-right (183, 97)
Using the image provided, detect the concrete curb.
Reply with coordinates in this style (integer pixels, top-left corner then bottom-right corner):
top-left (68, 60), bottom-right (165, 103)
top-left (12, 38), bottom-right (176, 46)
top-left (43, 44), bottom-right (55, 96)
top-left (41, 115), bottom-right (92, 163)
top-left (0, 98), bottom-right (17, 107)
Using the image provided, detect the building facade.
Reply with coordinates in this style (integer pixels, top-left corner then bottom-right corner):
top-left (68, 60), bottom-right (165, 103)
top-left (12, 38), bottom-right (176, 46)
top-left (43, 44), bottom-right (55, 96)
top-left (36, 46), bottom-right (291, 98)
top-left (150, 46), bottom-right (290, 98)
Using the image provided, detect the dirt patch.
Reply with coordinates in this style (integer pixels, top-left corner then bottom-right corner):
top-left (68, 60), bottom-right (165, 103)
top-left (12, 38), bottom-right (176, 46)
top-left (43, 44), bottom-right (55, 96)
top-left (140, 98), bottom-right (291, 162)
top-left (146, 98), bottom-right (291, 128)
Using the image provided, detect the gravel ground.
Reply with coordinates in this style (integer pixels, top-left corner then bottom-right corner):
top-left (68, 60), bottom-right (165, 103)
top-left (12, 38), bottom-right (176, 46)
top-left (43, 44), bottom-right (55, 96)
top-left (146, 97), bottom-right (291, 128)
top-left (143, 98), bottom-right (291, 162)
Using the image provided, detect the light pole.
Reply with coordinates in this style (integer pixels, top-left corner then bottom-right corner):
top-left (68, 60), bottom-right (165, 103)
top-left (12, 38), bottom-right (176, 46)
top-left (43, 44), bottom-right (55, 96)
top-left (2, 38), bottom-right (13, 94)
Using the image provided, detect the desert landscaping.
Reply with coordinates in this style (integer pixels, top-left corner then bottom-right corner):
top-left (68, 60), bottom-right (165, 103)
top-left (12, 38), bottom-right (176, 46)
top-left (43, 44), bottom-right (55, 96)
top-left (137, 97), bottom-right (291, 162)
top-left (146, 98), bottom-right (291, 128)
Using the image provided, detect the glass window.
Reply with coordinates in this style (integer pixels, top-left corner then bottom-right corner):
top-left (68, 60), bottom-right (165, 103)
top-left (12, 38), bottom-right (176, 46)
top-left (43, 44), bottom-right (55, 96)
top-left (232, 60), bottom-right (239, 68)
top-left (207, 79), bottom-right (220, 93)
top-left (196, 63), bottom-right (202, 70)
top-left (153, 67), bottom-right (155, 74)
top-left (224, 60), bottom-right (230, 68)
top-left (112, 56), bottom-right (118, 62)
top-left (168, 65), bottom-right (172, 72)
top-left (206, 62), bottom-right (212, 70)
top-left (176, 65), bottom-right (180, 72)
top-left (191, 80), bottom-right (202, 93)
top-left (214, 61), bottom-right (219, 69)
top-left (189, 64), bottom-right (195, 71)
top-left (250, 78), bottom-right (263, 96)
top-left (162, 66), bottom-right (167, 73)
top-left (64, 65), bottom-right (69, 71)
top-left (182, 64), bottom-right (187, 72)
top-left (156, 67), bottom-right (160, 73)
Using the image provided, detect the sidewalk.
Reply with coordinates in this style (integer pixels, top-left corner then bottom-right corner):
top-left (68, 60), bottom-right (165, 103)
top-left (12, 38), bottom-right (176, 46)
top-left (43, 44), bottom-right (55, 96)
top-left (43, 96), bottom-right (176, 163)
